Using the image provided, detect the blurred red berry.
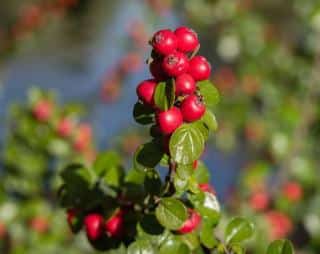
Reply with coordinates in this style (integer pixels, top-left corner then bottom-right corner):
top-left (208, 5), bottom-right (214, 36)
top-left (0, 221), bottom-right (7, 239)
top-left (30, 216), bottom-right (49, 233)
top-left (57, 118), bottom-right (73, 137)
top-left (105, 210), bottom-right (125, 238)
top-left (249, 191), bottom-right (269, 212)
top-left (283, 182), bottom-right (303, 202)
top-left (265, 211), bottom-right (293, 240)
top-left (32, 100), bottom-right (53, 122)
top-left (73, 123), bottom-right (92, 152)
top-left (84, 214), bottom-right (104, 241)
top-left (199, 183), bottom-right (216, 195)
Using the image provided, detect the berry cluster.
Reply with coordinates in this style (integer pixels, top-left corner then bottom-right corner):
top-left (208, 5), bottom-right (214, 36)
top-left (136, 26), bottom-right (211, 139)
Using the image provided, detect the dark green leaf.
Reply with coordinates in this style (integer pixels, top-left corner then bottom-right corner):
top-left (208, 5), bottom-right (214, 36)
top-left (133, 102), bottom-right (155, 125)
top-left (154, 80), bottom-right (175, 110)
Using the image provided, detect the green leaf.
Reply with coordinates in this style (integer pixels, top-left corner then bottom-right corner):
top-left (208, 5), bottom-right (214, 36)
top-left (176, 164), bottom-right (194, 180)
top-left (225, 217), bottom-right (255, 244)
top-left (179, 232), bottom-right (200, 250)
top-left (155, 198), bottom-right (188, 230)
top-left (134, 139), bottom-right (164, 171)
top-left (125, 168), bottom-right (146, 185)
top-left (160, 239), bottom-right (190, 254)
top-left (200, 220), bottom-right (218, 248)
top-left (154, 80), bottom-right (175, 110)
top-left (94, 151), bottom-right (121, 176)
top-left (127, 239), bottom-right (156, 254)
top-left (133, 102), bottom-right (155, 125)
top-left (197, 80), bottom-right (220, 108)
top-left (193, 161), bottom-right (210, 184)
top-left (266, 240), bottom-right (294, 254)
top-left (170, 124), bottom-right (205, 165)
top-left (190, 192), bottom-right (220, 223)
top-left (174, 175), bottom-right (189, 195)
top-left (102, 165), bottom-right (124, 187)
top-left (201, 110), bottom-right (218, 132)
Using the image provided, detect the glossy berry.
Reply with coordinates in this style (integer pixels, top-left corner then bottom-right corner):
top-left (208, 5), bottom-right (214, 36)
top-left (105, 210), bottom-right (125, 238)
top-left (157, 107), bottom-right (183, 135)
top-left (32, 100), bottom-right (53, 122)
top-left (178, 209), bottom-right (201, 234)
top-left (188, 56), bottom-right (211, 81)
top-left (162, 51), bottom-right (189, 77)
top-left (57, 118), bottom-right (73, 137)
top-left (136, 79), bottom-right (157, 106)
top-left (151, 29), bottom-right (178, 55)
top-left (181, 95), bottom-right (206, 122)
top-left (174, 26), bottom-right (199, 53)
top-left (149, 58), bottom-right (167, 80)
top-left (199, 183), bottom-right (216, 195)
top-left (249, 191), bottom-right (269, 212)
top-left (282, 182), bottom-right (302, 202)
top-left (84, 214), bottom-right (104, 241)
top-left (175, 73), bottom-right (196, 96)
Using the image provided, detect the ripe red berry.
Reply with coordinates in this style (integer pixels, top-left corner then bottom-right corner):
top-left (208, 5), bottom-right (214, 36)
top-left (175, 73), bottom-right (196, 96)
top-left (199, 183), bottom-right (216, 195)
top-left (180, 95), bottom-right (206, 122)
top-left (162, 51), bottom-right (189, 77)
top-left (105, 210), bottom-right (125, 238)
top-left (174, 26), bottom-right (199, 53)
top-left (57, 118), bottom-right (73, 137)
top-left (265, 211), bottom-right (293, 240)
top-left (249, 191), bottom-right (269, 212)
top-left (32, 100), bottom-right (53, 122)
top-left (282, 182), bottom-right (302, 202)
top-left (149, 58), bottom-right (168, 80)
top-left (136, 79), bottom-right (157, 106)
top-left (151, 29), bottom-right (178, 55)
top-left (84, 214), bottom-right (104, 241)
top-left (188, 56), bottom-right (211, 81)
top-left (157, 107), bottom-right (183, 135)
top-left (178, 209), bottom-right (201, 234)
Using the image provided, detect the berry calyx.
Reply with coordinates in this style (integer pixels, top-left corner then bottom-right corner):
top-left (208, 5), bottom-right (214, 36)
top-left (151, 29), bottom-right (178, 55)
top-left (175, 73), bottom-right (196, 96)
top-left (32, 100), bottom-right (53, 122)
top-left (136, 79), bottom-right (157, 106)
top-left (188, 56), bottom-right (211, 81)
top-left (162, 51), bottom-right (189, 77)
top-left (105, 210), bottom-right (125, 238)
top-left (157, 107), bottom-right (183, 135)
top-left (84, 213), bottom-right (104, 241)
top-left (178, 209), bottom-right (201, 234)
top-left (180, 95), bottom-right (206, 122)
top-left (174, 26), bottom-right (199, 53)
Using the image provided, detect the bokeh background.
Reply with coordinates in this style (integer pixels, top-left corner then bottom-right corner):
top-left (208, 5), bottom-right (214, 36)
top-left (0, 0), bottom-right (319, 253)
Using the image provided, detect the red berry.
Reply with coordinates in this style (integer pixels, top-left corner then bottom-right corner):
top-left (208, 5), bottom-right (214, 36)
top-left (136, 79), bottom-right (157, 106)
top-left (32, 100), bottom-right (53, 122)
top-left (0, 221), bottom-right (6, 239)
top-left (181, 95), bottom-right (206, 122)
top-left (282, 182), bottom-right (302, 202)
top-left (162, 52), bottom-right (189, 77)
top-left (249, 191), bottom-right (269, 212)
top-left (73, 124), bottom-right (92, 152)
top-left (174, 26), bottom-right (199, 53)
top-left (175, 73), bottom-right (196, 96)
top-left (266, 211), bottom-right (292, 240)
top-left (57, 118), bottom-right (73, 137)
top-left (199, 183), bottom-right (216, 195)
top-left (30, 216), bottom-right (49, 233)
top-left (188, 56), bottom-right (211, 81)
top-left (105, 210), bottom-right (125, 238)
top-left (178, 209), bottom-right (201, 234)
top-left (149, 58), bottom-right (168, 80)
top-left (157, 107), bottom-right (183, 135)
top-left (151, 29), bottom-right (178, 55)
top-left (84, 214), bottom-right (104, 241)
